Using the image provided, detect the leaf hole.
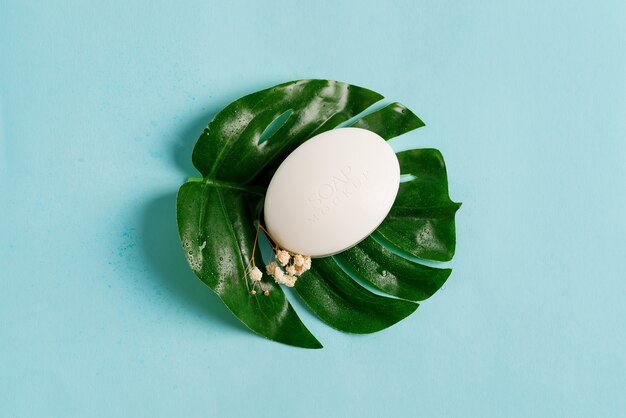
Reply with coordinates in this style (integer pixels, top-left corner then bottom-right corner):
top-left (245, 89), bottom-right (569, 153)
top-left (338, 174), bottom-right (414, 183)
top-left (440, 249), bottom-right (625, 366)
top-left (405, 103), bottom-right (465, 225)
top-left (334, 99), bottom-right (390, 129)
top-left (332, 255), bottom-right (393, 297)
top-left (399, 174), bottom-right (416, 183)
top-left (370, 231), bottom-right (448, 268)
top-left (258, 109), bottom-right (293, 145)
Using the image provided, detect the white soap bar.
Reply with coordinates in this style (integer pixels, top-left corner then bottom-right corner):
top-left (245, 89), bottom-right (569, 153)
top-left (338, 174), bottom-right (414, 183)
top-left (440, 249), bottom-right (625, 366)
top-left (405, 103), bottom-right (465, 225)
top-left (264, 127), bottom-right (400, 257)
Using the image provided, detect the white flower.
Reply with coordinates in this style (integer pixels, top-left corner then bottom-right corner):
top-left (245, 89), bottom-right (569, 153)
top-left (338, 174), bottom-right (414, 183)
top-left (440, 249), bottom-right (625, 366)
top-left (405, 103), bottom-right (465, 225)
top-left (294, 254), bottom-right (305, 267)
top-left (276, 250), bottom-right (291, 266)
top-left (266, 261), bottom-right (278, 276)
top-left (303, 256), bottom-right (312, 270)
top-left (286, 265), bottom-right (296, 275)
top-left (295, 257), bottom-right (311, 275)
top-left (282, 275), bottom-right (297, 287)
top-left (273, 267), bottom-right (285, 284)
top-left (249, 266), bottom-right (263, 282)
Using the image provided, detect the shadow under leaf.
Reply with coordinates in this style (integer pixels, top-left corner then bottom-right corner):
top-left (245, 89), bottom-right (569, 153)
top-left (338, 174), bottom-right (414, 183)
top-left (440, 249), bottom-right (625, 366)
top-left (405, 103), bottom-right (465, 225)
top-left (141, 191), bottom-right (247, 333)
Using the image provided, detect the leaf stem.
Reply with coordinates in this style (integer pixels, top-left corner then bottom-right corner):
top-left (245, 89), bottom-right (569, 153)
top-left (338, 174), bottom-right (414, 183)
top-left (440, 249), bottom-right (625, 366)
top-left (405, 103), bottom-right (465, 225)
top-left (257, 223), bottom-right (279, 251)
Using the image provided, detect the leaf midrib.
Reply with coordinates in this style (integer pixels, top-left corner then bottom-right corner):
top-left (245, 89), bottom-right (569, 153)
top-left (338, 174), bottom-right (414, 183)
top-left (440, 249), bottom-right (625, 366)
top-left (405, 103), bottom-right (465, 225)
top-left (213, 185), bottom-right (277, 323)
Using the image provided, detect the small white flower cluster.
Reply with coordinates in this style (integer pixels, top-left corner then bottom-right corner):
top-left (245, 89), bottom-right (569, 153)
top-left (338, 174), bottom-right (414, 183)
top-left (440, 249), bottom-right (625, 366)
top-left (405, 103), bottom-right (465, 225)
top-left (245, 265), bottom-right (266, 295)
top-left (248, 266), bottom-right (263, 282)
top-left (265, 250), bottom-right (311, 288)
top-left (245, 223), bottom-right (312, 296)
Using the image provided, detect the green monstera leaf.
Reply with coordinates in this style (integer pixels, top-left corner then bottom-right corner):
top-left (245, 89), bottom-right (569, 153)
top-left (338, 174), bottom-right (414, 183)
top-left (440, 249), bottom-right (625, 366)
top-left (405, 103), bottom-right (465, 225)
top-left (176, 80), bottom-right (460, 348)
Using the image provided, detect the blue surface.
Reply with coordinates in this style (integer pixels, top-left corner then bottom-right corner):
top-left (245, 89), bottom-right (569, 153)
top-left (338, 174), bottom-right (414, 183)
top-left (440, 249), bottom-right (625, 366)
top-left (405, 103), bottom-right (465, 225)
top-left (1, 1), bottom-right (625, 417)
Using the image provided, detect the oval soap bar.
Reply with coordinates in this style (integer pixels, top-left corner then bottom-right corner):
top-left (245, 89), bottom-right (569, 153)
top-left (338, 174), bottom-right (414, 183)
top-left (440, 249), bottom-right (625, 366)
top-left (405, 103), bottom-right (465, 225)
top-left (264, 127), bottom-right (400, 257)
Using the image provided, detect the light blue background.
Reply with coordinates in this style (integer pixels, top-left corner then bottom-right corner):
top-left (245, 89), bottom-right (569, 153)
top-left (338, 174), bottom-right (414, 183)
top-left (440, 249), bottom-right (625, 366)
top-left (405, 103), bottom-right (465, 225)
top-left (1, 1), bottom-right (625, 417)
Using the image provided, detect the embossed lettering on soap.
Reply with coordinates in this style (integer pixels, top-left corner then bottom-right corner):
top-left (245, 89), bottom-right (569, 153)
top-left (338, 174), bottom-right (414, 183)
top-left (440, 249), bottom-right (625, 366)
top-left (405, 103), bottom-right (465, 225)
top-left (306, 165), bottom-right (371, 225)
